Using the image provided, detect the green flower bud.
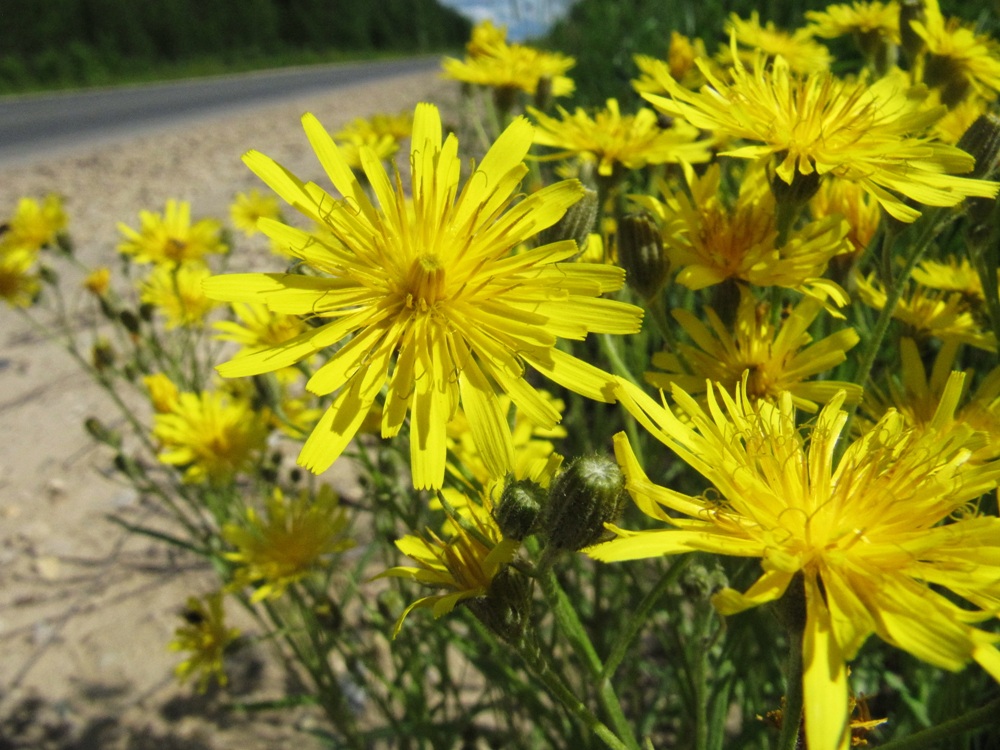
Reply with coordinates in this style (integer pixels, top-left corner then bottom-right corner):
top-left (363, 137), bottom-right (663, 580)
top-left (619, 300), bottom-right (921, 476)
top-left (617, 211), bottom-right (670, 299)
top-left (84, 417), bottom-right (121, 449)
top-left (467, 566), bottom-right (533, 643)
top-left (543, 454), bottom-right (626, 551)
top-left (956, 114), bottom-right (1000, 181)
top-left (538, 186), bottom-right (599, 254)
top-left (899, 0), bottom-right (926, 63)
top-left (493, 476), bottom-right (546, 541)
top-left (119, 309), bottom-right (141, 335)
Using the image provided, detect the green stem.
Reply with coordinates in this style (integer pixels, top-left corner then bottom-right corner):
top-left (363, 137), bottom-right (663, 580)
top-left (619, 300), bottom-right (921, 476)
top-left (536, 560), bottom-right (642, 750)
top-left (876, 696), bottom-right (1000, 750)
top-left (515, 634), bottom-right (632, 750)
top-left (602, 556), bottom-right (690, 680)
top-left (776, 629), bottom-right (804, 750)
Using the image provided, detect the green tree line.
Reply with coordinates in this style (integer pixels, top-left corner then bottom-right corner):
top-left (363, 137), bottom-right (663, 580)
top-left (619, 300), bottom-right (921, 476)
top-left (0, 0), bottom-right (470, 92)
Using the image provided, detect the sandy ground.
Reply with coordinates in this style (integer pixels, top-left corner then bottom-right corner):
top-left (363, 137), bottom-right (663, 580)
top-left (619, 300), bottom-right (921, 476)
top-left (0, 65), bottom-right (454, 749)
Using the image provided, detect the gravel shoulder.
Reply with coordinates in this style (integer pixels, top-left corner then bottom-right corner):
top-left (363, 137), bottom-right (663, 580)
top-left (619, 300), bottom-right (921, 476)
top-left (0, 66), bottom-right (455, 749)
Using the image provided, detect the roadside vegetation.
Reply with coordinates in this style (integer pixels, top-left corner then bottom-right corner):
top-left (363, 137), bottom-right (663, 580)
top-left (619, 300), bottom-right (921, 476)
top-left (0, 0), bottom-right (470, 94)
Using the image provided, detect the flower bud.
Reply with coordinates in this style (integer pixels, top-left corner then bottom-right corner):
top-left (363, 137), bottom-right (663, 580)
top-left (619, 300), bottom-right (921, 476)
top-left (466, 566), bottom-right (533, 643)
top-left (538, 187), bottom-right (599, 254)
top-left (899, 0), bottom-right (926, 63)
top-left (91, 340), bottom-right (115, 371)
top-left (493, 476), bottom-right (545, 541)
top-left (543, 454), bottom-right (626, 551)
top-left (119, 309), bottom-right (141, 335)
top-left (956, 114), bottom-right (1000, 181)
top-left (617, 211), bottom-right (670, 299)
top-left (84, 417), bottom-right (122, 449)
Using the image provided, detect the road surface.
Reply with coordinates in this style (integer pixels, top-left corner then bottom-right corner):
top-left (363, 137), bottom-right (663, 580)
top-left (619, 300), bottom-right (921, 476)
top-left (0, 57), bottom-right (441, 166)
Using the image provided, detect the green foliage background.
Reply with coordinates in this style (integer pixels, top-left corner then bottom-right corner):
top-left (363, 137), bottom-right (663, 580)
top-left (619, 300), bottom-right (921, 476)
top-left (0, 0), bottom-right (470, 92)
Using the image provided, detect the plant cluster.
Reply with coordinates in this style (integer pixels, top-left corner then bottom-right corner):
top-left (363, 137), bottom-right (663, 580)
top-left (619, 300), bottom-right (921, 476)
top-left (6, 3), bottom-right (1000, 748)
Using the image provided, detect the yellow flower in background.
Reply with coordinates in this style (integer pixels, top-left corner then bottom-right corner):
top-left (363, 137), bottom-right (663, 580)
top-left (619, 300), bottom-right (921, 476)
top-left (593, 378), bottom-right (1000, 750)
top-left (82, 266), bottom-right (111, 297)
top-left (465, 19), bottom-right (508, 58)
top-left (723, 12), bottom-right (832, 74)
top-left (0, 248), bottom-right (40, 307)
top-left (151, 386), bottom-right (270, 484)
top-left (864, 337), bottom-right (1000, 462)
top-left (648, 288), bottom-right (862, 412)
top-left (118, 199), bottom-right (228, 265)
top-left (808, 178), bottom-right (881, 257)
top-left (223, 484), bottom-right (354, 602)
top-left (932, 96), bottom-right (991, 144)
top-left (170, 592), bottom-right (240, 692)
top-left (204, 103), bottom-right (642, 489)
top-left (632, 33), bottom-right (712, 95)
top-left (854, 273), bottom-right (997, 351)
top-left (2, 194), bottom-right (66, 253)
top-left (529, 98), bottom-right (714, 178)
top-left (644, 50), bottom-right (1000, 222)
top-left (379, 494), bottom-right (519, 637)
top-left (632, 163), bottom-right (850, 296)
top-left (805, 1), bottom-right (900, 44)
top-left (213, 301), bottom-right (309, 383)
top-left (910, 0), bottom-right (1000, 106)
top-left (230, 189), bottom-right (281, 237)
top-left (139, 261), bottom-right (220, 329)
top-left (143, 372), bottom-right (180, 413)
top-left (442, 42), bottom-right (576, 98)
top-left (911, 255), bottom-right (985, 300)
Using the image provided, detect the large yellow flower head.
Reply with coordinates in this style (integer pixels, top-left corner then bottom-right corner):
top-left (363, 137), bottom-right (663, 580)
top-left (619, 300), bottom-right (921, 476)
top-left (632, 162), bottom-right (851, 295)
top-left (118, 199), bottom-right (228, 265)
top-left (909, 0), bottom-right (1000, 106)
top-left (151, 386), bottom-right (271, 484)
top-left (230, 189), bottom-right (281, 237)
top-left (529, 99), bottom-right (714, 179)
top-left (592, 377), bottom-right (1000, 750)
top-left (644, 50), bottom-right (1000, 222)
top-left (204, 103), bottom-right (643, 490)
top-left (722, 12), bottom-right (833, 74)
top-left (648, 287), bottom-right (862, 412)
top-left (223, 484), bottom-right (354, 602)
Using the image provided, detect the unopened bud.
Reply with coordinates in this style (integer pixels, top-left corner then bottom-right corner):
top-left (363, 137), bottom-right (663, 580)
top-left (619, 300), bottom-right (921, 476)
top-left (956, 114), bottom-right (1000, 181)
top-left (119, 309), bottom-right (141, 335)
top-left (493, 476), bottom-right (545, 541)
top-left (543, 454), bottom-right (626, 551)
top-left (466, 566), bottom-right (533, 643)
top-left (538, 187), bottom-right (599, 253)
top-left (91, 340), bottom-right (115, 371)
top-left (84, 417), bottom-right (121, 449)
top-left (617, 212), bottom-right (670, 299)
top-left (38, 265), bottom-right (58, 286)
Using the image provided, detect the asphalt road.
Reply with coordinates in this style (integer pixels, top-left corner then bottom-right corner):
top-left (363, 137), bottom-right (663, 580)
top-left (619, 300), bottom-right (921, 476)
top-left (0, 57), bottom-right (441, 166)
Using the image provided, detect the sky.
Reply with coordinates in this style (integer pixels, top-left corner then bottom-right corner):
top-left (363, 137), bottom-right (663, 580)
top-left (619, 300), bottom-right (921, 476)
top-left (438, 0), bottom-right (574, 41)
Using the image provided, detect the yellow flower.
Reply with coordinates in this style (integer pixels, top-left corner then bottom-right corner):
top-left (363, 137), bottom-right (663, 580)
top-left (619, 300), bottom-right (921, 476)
top-left (442, 42), bottom-right (576, 98)
top-left (3, 194), bottom-right (66, 253)
top-left (169, 593), bottom-right (240, 692)
top-left (529, 98), bottom-right (714, 178)
top-left (230, 189), bottom-right (281, 236)
top-left (213, 301), bottom-right (309, 382)
top-left (723, 12), bottom-right (832, 74)
top-left (223, 485), bottom-right (354, 602)
top-left (632, 33), bottom-right (712, 95)
top-left (864, 337), bottom-right (1000, 462)
top-left (648, 287), bottom-right (862, 412)
top-left (809, 178), bottom-right (881, 257)
top-left (82, 267), bottom-right (111, 297)
top-left (910, 0), bottom-right (1000, 106)
top-left (911, 255), bottom-right (985, 300)
top-left (118, 199), bottom-right (227, 265)
top-left (592, 377), bottom-right (1000, 750)
top-left (632, 162), bottom-right (851, 295)
top-left (854, 272), bottom-right (997, 351)
top-left (379, 493), bottom-right (519, 637)
top-left (932, 96), bottom-right (990, 144)
top-left (151, 387), bottom-right (270, 484)
top-left (204, 103), bottom-right (643, 489)
top-left (805, 1), bottom-right (900, 44)
top-left (143, 372), bottom-right (180, 413)
top-left (644, 50), bottom-right (1000, 222)
top-left (465, 19), bottom-right (508, 58)
top-left (0, 247), bottom-right (39, 307)
top-left (140, 261), bottom-right (220, 328)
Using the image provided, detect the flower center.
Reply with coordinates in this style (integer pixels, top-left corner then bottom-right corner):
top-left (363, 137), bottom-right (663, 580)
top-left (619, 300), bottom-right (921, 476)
top-left (405, 253), bottom-right (447, 311)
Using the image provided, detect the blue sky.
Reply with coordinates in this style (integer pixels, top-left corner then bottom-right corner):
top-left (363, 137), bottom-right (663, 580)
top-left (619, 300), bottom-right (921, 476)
top-left (438, 0), bottom-right (574, 41)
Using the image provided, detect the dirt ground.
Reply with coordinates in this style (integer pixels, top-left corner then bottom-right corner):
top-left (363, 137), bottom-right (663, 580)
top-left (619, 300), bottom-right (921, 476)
top-left (0, 66), bottom-right (454, 749)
